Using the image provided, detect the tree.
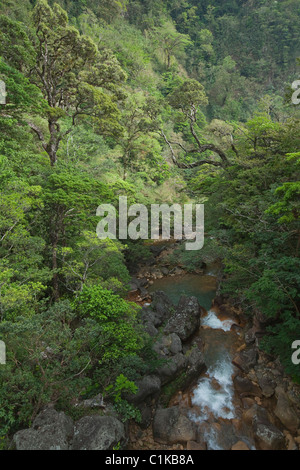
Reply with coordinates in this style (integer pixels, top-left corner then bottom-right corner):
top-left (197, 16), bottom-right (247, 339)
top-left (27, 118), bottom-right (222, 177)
top-left (25, 0), bottom-right (126, 166)
top-left (117, 92), bottom-right (163, 180)
top-left (159, 79), bottom-right (229, 168)
top-left (42, 168), bottom-right (115, 300)
top-left (151, 21), bottom-right (192, 69)
top-left (0, 14), bottom-right (35, 70)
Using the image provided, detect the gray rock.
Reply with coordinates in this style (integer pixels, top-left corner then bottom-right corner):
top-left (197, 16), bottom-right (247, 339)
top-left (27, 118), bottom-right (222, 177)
top-left (169, 333), bottom-right (183, 355)
top-left (126, 375), bottom-right (161, 405)
top-left (80, 394), bottom-right (105, 409)
top-left (155, 353), bottom-right (186, 384)
top-left (254, 422), bottom-right (286, 450)
top-left (255, 371), bottom-right (276, 398)
top-left (150, 291), bottom-right (175, 325)
top-left (164, 296), bottom-right (201, 342)
top-left (161, 267), bottom-right (169, 276)
top-left (153, 333), bottom-right (182, 356)
top-left (141, 307), bottom-right (162, 328)
top-left (252, 405), bottom-right (286, 450)
top-left (185, 348), bottom-right (207, 386)
top-left (153, 406), bottom-right (197, 444)
top-left (72, 415), bottom-right (125, 450)
top-left (143, 321), bottom-right (158, 337)
top-left (14, 408), bottom-right (74, 450)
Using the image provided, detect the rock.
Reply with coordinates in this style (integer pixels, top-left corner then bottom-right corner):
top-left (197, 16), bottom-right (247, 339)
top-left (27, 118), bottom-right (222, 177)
top-left (242, 397), bottom-right (256, 409)
top-left (139, 286), bottom-right (150, 300)
top-left (161, 267), bottom-right (169, 276)
top-left (72, 415), bottom-right (125, 450)
top-left (242, 405), bottom-right (258, 425)
top-left (80, 394), bottom-right (105, 409)
top-left (126, 375), bottom-right (161, 405)
top-left (233, 375), bottom-right (262, 397)
top-left (187, 440), bottom-right (206, 450)
top-left (13, 407), bottom-right (74, 450)
top-left (231, 441), bottom-right (250, 450)
top-left (141, 306), bottom-right (161, 327)
top-left (164, 296), bottom-right (202, 342)
top-left (255, 370), bottom-right (276, 398)
top-left (136, 401), bottom-right (154, 430)
top-left (252, 406), bottom-right (286, 450)
top-left (153, 406), bottom-right (197, 444)
top-left (254, 422), bottom-right (286, 450)
top-left (170, 267), bottom-right (185, 276)
top-left (244, 327), bottom-right (256, 345)
top-left (129, 282), bottom-right (139, 292)
top-left (285, 433), bottom-right (298, 450)
top-left (153, 333), bottom-right (182, 356)
top-left (184, 348), bottom-right (207, 387)
top-left (169, 333), bottom-right (183, 355)
top-left (150, 245), bottom-right (166, 257)
top-left (155, 353), bottom-right (187, 385)
top-left (148, 291), bottom-right (175, 326)
top-left (143, 321), bottom-right (158, 337)
top-left (232, 347), bottom-right (258, 373)
top-left (203, 421), bottom-right (240, 450)
top-left (274, 387), bottom-right (300, 433)
top-left (294, 436), bottom-right (300, 446)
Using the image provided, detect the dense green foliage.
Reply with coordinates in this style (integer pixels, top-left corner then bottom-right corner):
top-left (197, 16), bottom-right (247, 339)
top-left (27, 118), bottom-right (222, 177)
top-left (0, 0), bottom-right (299, 443)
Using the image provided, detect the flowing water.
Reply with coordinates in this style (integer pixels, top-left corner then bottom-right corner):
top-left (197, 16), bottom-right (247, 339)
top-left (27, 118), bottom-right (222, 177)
top-left (149, 269), bottom-right (255, 450)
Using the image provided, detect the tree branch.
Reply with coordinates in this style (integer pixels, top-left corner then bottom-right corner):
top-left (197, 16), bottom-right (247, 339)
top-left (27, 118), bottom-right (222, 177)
top-left (160, 129), bottom-right (228, 169)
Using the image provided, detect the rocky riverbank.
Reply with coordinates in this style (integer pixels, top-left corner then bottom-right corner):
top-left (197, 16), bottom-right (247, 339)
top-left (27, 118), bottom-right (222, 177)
top-left (127, 295), bottom-right (300, 451)
top-left (125, 243), bottom-right (300, 451)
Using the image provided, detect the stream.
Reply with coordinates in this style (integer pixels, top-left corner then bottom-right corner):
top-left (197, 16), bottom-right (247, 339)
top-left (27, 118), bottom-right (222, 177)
top-left (148, 268), bottom-right (256, 450)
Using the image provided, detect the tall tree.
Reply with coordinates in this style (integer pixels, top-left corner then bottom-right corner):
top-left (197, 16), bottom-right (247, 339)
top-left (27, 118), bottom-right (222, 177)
top-left (26, 0), bottom-right (126, 166)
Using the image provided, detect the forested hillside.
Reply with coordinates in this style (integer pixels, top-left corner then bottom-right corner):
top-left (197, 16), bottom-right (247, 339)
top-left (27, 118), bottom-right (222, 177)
top-left (0, 0), bottom-right (299, 449)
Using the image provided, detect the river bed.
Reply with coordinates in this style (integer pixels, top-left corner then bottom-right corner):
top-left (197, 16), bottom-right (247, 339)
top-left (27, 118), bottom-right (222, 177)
top-left (147, 269), bottom-right (256, 450)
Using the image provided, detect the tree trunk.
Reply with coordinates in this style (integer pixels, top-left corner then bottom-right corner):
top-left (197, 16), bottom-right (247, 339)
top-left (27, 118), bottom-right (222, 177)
top-left (47, 118), bottom-right (59, 166)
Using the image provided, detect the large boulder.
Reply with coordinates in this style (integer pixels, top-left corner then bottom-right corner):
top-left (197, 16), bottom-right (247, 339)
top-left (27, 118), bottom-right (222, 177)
top-left (141, 291), bottom-right (174, 334)
top-left (255, 370), bottom-right (276, 398)
top-left (274, 387), bottom-right (300, 433)
top-left (72, 415), bottom-right (125, 450)
top-left (13, 407), bottom-right (74, 450)
top-left (164, 296), bottom-right (202, 342)
top-left (125, 375), bottom-right (161, 405)
top-left (153, 406), bottom-right (197, 444)
top-left (252, 406), bottom-right (286, 450)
